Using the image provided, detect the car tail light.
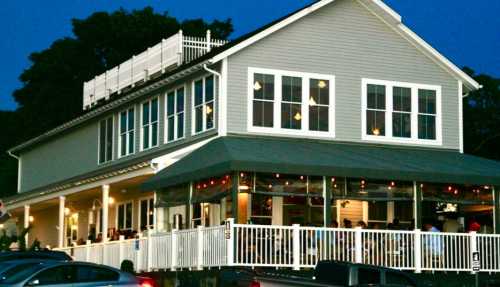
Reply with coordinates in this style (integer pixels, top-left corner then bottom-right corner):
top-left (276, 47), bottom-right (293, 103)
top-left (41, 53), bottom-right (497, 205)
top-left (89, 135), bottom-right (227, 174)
top-left (137, 276), bottom-right (156, 287)
top-left (249, 280), bottom-right (261, 287)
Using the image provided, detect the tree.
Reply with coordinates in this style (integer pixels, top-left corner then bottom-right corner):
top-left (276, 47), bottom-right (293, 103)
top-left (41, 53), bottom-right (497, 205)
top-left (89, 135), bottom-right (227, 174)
top-left (0, 7), bottom-right (233, 198)
top-left (463, 68), bottom-right (500, 160)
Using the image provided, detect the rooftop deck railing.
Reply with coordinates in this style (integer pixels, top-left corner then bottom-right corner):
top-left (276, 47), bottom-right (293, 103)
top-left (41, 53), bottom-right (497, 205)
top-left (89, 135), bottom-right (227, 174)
top-left (55, 220), bottom-right (500, 273)
top-left (82, 30), bottom-right (228, 110)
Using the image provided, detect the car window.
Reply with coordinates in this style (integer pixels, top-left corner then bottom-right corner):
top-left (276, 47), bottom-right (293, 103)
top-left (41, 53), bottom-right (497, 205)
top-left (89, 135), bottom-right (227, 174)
top-left (32, 266), bottom-right (76, 285)
top-left (385, 271), bottom-right (415, 286)
top-left (358, 268), bottom-right (381, 285)
top-left (0, 263), bottom-right (46, 284)
top-left (75, 265), bottom-right (119, 283)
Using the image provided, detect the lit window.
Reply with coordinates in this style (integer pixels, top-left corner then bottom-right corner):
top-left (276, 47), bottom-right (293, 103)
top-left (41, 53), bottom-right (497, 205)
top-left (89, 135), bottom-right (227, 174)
top-left (253, 73), bottom-right (275, 127)
top-left (141, 98), bottom-right (159, 150)
top-left (166, 87), bottom-right (185, 142)
top-left (392, 87), bottom-right (411, 138)
top-left (193, 75), bottom-right (215, 134)
top-left (366, 84), bottom-right (386, 136)
top-left (140, 198), bottom-right (155, 231)
top-left (117, 201), bottom-right (133, 231)
top-left (119, 107), bottom-right (135, 157)
top-left (309, 79), bottom-right (330, 131)
top-left (418, 89), bottom-right (437, 140)
top-left (281, 76), bottom-right (302, 130)
top-left (98, 117), bottom-right (113, 164)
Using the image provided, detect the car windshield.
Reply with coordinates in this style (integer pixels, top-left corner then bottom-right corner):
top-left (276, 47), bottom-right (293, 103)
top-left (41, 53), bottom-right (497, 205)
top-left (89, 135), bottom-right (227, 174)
top-left (0, 263), bottom-right (46, 284)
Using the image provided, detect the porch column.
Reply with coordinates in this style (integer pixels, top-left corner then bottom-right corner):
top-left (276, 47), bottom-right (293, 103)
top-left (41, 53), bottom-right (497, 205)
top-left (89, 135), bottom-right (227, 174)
top-left (231, 172), bottom-right (239, 222)
top-left (58, 196), bottom-right (65, 248)
top-left (23, 205), bottom-right (30, 243)
top-left (154, 192), bottom-right (165, 231)
top-left (494, 186), bottom-right (500, 234)
top-left (413, 182), bottom-right (422, 229)
top-left (324, 176), bottom-right (332, 227)
top-left (102, 184), bottom-right (110, 242)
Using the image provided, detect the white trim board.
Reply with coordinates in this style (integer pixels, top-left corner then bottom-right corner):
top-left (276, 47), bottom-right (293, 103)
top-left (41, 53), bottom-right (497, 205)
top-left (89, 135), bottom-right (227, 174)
top-left (209, 0), bottom-right (479, 92)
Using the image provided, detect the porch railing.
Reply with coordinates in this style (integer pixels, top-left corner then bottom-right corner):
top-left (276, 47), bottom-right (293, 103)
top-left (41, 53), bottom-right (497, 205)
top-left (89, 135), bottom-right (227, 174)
top-left (55, 220), bottom-right (500, 273)
top-left (82, 30), bottom-right (228, 110)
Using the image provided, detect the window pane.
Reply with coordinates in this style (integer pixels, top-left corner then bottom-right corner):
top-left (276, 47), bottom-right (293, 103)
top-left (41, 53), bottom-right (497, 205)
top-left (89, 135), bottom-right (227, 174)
top-left (282, 76), bottom-right (302, 102)
top-left (206, 102), bottom-right (214, 130)
top-left (151, 122), bottom-right (158, 146)
top-left (367, 84), bottom-right (385, 109)
top-left (195, 106), bottom-right (203, 132)
top-left (149, 199), bottom-right (154, 227)
top-left (177, 113), bottom-right (184, 138)
top-left (167, 117), bottom-right (175, 142)
top-left (105, 118), bottom-right (113, 161)
top-left (205, 75), bottom-right (214, 102)
top-left (34, 266), bottom-right (75, 285)
top-left (126, 203), bottom-right (132, 229)
top-left (151, 99), bottom-right (158, 122)
top-left (253, 100), bottom-right (273, 127)
top-left (177, 88), bottom-right (184, 112)
top-left (309, 105), bottom-right (328, 131)
top-left (128, 108), bottom-right (134, 131)
top-left (366, 110), bottom-right (385, 136)
top-left (419, 89), bottom-right (436, 114)
top-left (142, 102), bottom-right (149, 125)
top-left (99, 120), bottom-right (106, 163)
top-left (393, 112), bottom-right (411, 138)
top-left (75, 266), bottom-right (119, 283)
top-left (143, 127), bottom-right (149, 149)
top-left (281, 103), bottom-right (301, 130)
top-left (195, 80), bottom-right (203, 106)
top-left (310, 79), bottom-right (329, 105)
top-left (128, 132), bottom-right (134, 154)
top-left (418, 114), bottom-right (436, 140)
top-left (167, 92), bottom-right (175, 115)
top-left (393, 86), bottom-right (411, 112)
top-left (358, 268), bottom-right (380, 284)
top-left (120, 112), bottom-right (127, 134)
top-left (369, 201), bottom-right (387, 221)
top-left (118, 205), bottom-right (124, 230)
top-left (120, 134), bottom-right (126, 156)
top-left (254, 73), bottom-right (274, 100)
top-left (141, 200), bottom-right (148, 231)
top-left (251, 194), bottom-right (272, 217)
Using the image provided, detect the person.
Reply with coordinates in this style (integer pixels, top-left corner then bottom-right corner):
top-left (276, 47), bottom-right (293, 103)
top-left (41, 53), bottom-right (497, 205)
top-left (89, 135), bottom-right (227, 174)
top-left (95, 233), bottom-right (102, 243)
top-left (357, 221), bottom-right (367, 229)
top-left (423, 222), bottom-right (442, 258)
top-left (331, 220), bottom-right (339, 228)
top-left (443, 214), bottom-right (460, 233)
top-left (343, 219), bottom-right (352, 228)
top-left (392, 218), bottom-right (401, 230)
top-left (467, 217), bottom-right (481, 232)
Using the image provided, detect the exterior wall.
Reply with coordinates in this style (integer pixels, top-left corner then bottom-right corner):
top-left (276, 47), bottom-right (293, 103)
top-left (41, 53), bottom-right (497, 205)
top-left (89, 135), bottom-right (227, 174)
top-left (18, 70), bottom-right (219, 193)
top-left (338, 200), bottom-right (364, 226)
top-left (30, 207), bottom-right (59, 248)
top-left (226, 0), bottom-right (460, 150)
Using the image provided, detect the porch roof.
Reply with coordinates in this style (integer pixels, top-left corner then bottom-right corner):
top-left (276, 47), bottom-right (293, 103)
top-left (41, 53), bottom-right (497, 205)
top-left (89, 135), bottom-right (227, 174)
top-left (141, 136), bottom-right (500, 191)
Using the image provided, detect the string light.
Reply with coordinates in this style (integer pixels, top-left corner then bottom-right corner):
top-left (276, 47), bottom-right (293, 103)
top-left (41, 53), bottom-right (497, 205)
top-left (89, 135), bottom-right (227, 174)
top-left (331, 177), bottom-right (336, 182)
top-left (222, 180), bottom-right (226, 185)
top-left (300, 175), bottom-right (304, 180)
top-left (240, 172), bottom-right (245, 177)
top-left (275, 173), bottom-right (280, 178)
top-left (210, 180), bottom-right (215, 185)
top-left (285, 181), bottom-right (289, 186)
top-left (268, 184), bottom-right (273, 189)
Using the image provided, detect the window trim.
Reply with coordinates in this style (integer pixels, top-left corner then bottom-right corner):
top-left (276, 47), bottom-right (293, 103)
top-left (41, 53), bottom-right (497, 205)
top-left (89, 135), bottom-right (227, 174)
top-left (115, 200), bottom-right (134, 231)
top-left (140, 97), bottom-right (159, 151)
top-left (247, 67), bottom-right (336, 138)
top-left (97, 116), bottom-right (114, 165)
top-left (165, 84), bottom-right (186, 143)
top-left (118, 106), bottom-right (136, 158)
top-left (138, 196), bottom-right (155, 231)
top-left (361, 78), bottom-right (442, 145)
top-left (191, 75), bottom-right (216, 136)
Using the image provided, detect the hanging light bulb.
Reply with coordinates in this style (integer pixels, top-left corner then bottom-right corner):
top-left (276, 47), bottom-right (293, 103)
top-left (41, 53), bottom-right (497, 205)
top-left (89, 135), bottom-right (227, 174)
top-left (372, 128), bottom-right (380, 136)
top-left (206, 105), bottom-right (213, 114)
top-left (318, 80), bottom-right (327, 89)
top-left (294, 112), bottom-right (302, 121)
top-left (309, 97), bottom-right (317, 106)
top-left (253, 81), bottom-right (262, 91)
top-left (64, 207), bottom-right (70, 216)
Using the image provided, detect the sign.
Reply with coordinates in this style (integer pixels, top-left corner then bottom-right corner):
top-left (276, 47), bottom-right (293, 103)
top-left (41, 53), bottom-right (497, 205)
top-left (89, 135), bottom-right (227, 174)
top-left (225, 220), bottom-right (231, 240)
top-left (135, 239), bottom-right (140, 251)
top-left (472, 251), bottom-right (481, 272)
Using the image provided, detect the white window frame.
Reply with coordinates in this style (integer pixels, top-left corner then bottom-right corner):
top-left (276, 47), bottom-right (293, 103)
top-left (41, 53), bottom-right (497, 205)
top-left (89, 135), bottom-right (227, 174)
top-left (140, 97), bottom-right (159, 151)
top-left (247, 67), bottom-right (335, 138)
top-left (192, 75), bottom-right (216, 135)
top-left (165, 85), bottom-right (186, 143)
top-left (118, 107), bottom-right (135, 158)
top-left (115, 200), bottom-right (134, 231)
top-left (97, 116), bottom-right (114, 165)
top-left (138, 196), bottom-right (155, 231)
top-left (361, 78), bottom-right (442, 145)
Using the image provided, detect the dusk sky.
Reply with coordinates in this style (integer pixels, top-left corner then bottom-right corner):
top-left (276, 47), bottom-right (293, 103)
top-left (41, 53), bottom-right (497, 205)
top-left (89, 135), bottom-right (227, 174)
top-left (0, 0), bottom-right (498, 110)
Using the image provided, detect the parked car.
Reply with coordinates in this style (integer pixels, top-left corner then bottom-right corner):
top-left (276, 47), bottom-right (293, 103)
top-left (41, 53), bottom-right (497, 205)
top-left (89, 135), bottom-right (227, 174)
top-left (0, 261), bottom-right (144, 286)
top-left (230, 261), bottom-right (417, 287)
top-left (0, 250), bottom-right (72, 262)
top-left (0, 259), bottom-right (61, 281)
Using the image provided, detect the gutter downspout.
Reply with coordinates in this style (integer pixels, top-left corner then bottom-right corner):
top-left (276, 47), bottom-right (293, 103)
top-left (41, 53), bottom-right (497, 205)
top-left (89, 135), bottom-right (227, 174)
top-left (7, 150), bottom-right (21, 194)
top-left (203, 64), bottom-right (225, 136)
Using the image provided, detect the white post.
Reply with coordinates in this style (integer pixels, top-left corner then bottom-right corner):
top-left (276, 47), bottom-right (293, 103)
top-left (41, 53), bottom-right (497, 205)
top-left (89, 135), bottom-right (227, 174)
top-left (226, 218), bottom-right (234, 266)
top-left (206, 30), bottom-right (211, 52)
top-left (119, 235), bottom-right (125, 267)
top-left (171, 229), bottom-right (178, 271)
top-left (58, 196), bottom-right (65, 248)
top-left (24, 205), bottom-right (30, 244)
top-left (147, 229), bottom-right (153, 272)
top-left (355, 227), bottom-right (363, 263)
top-left (102, 185), bottom-right (110, 242)
top-left (414, 229), bottom-right (422, 273)
top-left (470, 231), bottom-right (478, 274)
top-left (85, 240), bottom-right (91, 262)
top-left (177, 30), bottom-right (183, 65)
top-left (197, 225), bottom-right (204, 270)
top-left (136, 234), bottom-right (143, 272)
top-left (292, 224), bottom-right (300, 270)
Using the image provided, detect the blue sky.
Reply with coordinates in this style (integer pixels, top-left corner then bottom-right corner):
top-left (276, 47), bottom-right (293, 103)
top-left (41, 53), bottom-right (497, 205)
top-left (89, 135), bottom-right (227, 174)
top-left (0, 0), bottom-right (498, 110)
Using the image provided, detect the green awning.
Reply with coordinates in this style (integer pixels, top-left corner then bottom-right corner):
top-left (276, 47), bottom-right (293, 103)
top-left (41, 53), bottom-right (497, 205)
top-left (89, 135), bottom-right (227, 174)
top-left (141, 136), bottom-right (500, 191)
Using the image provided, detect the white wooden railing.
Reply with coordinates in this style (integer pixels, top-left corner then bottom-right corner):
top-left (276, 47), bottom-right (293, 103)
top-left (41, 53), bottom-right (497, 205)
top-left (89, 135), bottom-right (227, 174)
top-left (55, 220), bottom-right (500, 273)
top-left (83, 30), bottom-right (228, 110)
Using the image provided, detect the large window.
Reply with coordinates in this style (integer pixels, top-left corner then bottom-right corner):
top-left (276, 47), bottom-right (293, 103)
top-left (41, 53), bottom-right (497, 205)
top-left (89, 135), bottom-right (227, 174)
top-left (249, 68), bottom-right (335, 136)
top-left (119, 107), bottom-right (135, 157)
top-left (362, 79), bottom-right (441, 144)
top-left (116, 201), bottom-right (133, 231)
top-left (98, 117), bottom-right (113, 164)
top-left (141, 98), bottom-right (159, 150)
top-left (193, 75), bottom-right (215, 134)
top-left (139, 197), bottom-right (154, 231)
top-left (166, 86), bottom-right (185, 142)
